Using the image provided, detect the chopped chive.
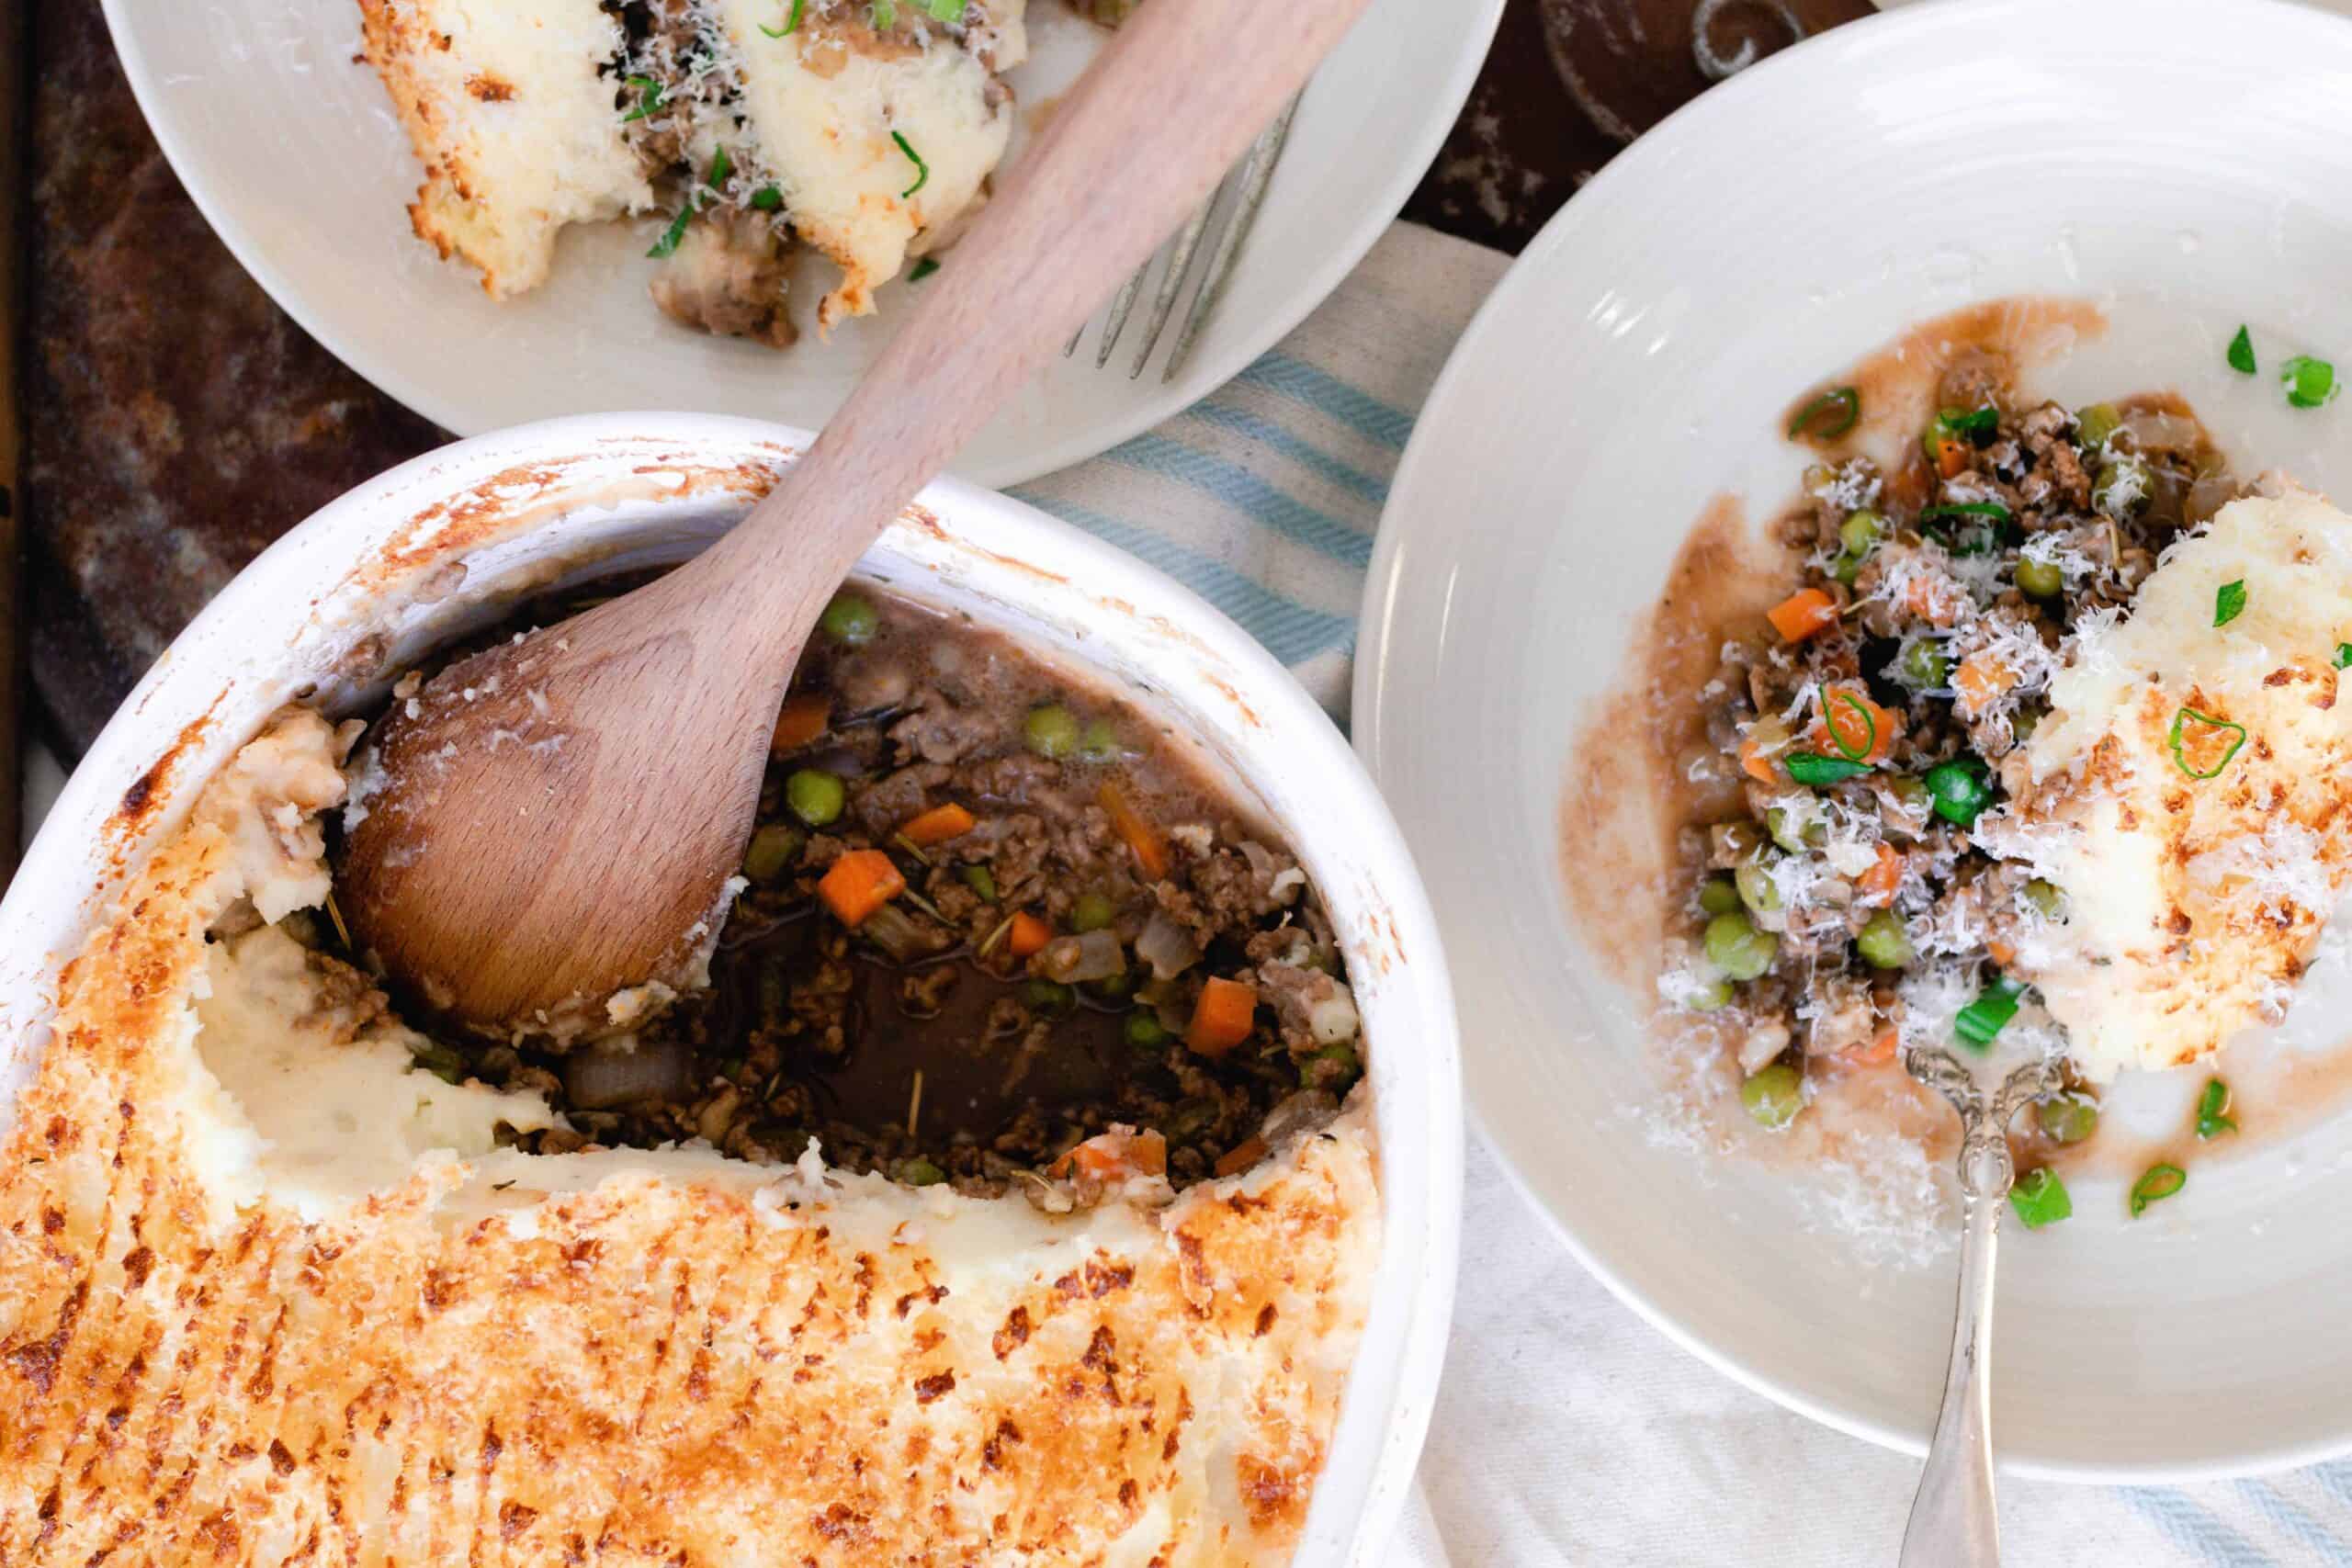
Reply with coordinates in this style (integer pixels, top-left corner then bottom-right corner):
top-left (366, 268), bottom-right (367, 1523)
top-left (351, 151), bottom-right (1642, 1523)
top-left (1953, 976), bottom-right (2024, 1053)
top-left (2336, 643), bottom-right (2352, 670)
top-left (750, 185), bottom-right (785, 211)
top-left (892, 130), bottom-right (929, 197)
top-left (2227, 325), bottom-right (2256, 375)
top-left (760, 0), bottom-right (805, 34)
top-left (2166, 705), bottom-right (2248, 780)
top-left (621, 74), bottom-right (663, 122)
top-left (2196, 1077), bottom-right (2236, 1140)
top-left (908, 256), bottom-right (940, 282)
top-left (2008, 1168), bottom-right (2072, 1229)
top-left (1917, 501), bottom-right (2014, 525)
top-left (707, 146), bottom-right (732, 188)
top-left (925, 0), bottom-right (967, 17)
top-left (1944, 406), bottom-right (1999, 442)
top-left (1788, 387), bottom-right (1861, 442)
top-left (2130, 1162), bottom-right (2186, 1217)
top-left (872, 0), bottom-right (898, 26)
top-left (2214, 579), bottom-right (2247, 626)
top-left (647, 200), bottom-right (696, 259)
top-left (1784, 751), bottom-right (1871, 787)
top-left (2282, 355), bottom-right (2337, 410)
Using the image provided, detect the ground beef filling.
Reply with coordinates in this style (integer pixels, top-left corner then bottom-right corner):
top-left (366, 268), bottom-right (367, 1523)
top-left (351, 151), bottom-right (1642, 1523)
top-left (392, 586), bottom-right (1363, 1193)
top-left (1670, 364), bottom-right (2236, 1151)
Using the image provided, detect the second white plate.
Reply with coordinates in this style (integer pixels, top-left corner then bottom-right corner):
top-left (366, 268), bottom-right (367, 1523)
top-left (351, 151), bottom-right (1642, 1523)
top-left (99, 0), bottom-right (1499, 487)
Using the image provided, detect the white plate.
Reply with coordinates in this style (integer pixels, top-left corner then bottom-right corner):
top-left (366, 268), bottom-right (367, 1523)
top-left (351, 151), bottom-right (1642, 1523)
top-left (1356, 0), bottom-right (2352, 1480)
top-left (98, 0), bottom-right (1499, 488)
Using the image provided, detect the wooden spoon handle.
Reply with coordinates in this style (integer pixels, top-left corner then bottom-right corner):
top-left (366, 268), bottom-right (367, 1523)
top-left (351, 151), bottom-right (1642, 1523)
top-left (693, 0), bottom-right (1373, 639)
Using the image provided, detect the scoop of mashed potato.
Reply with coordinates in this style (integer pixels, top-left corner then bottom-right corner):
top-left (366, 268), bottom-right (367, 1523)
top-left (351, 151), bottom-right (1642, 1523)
top-left (1978, 482), bottom-right (2352, 1078)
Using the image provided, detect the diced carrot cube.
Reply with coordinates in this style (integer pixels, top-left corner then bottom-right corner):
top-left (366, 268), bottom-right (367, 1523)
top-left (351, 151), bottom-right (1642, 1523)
top-left (1097, 782), bottom-right (1170, 881)
top-left (817, 849), bottom-right (905, 928)
top-left (1767, 589), bottom-right (1838, 644)
top-left (1007, 910), bottom-right (1053, 958)
top-left (770, 694), bottom-right (831, 753)
top-left (1951, 656), bottom-right (2016, 717)
top-left (1860, 844), bottom-right (1903, 905)
top-left (899, 802), bottom-right (977, 847)
top-left (1186, 976), bottom-right (1259, 1057)
top-left (1214, 1135), bottom-right (1270, 1179)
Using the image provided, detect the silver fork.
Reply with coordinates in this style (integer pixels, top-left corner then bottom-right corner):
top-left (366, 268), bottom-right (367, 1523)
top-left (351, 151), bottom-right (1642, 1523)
top-left (1062, 90), bottom-right (1304, 384)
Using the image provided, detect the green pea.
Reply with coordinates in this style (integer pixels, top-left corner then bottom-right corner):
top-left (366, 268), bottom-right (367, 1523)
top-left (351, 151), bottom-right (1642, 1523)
top-left (1681, 972), bottom-right (1733, 1011)
top-left (2095, 456), bottom-right (2153, 518)
top-left (1712, 820), bottom-right (1768, 864)
top-left (1303, 1043), bottom-right (1361, 1086)
top-left (1019, 978), bottom-right (1075, 1016)
top-left (1077, 719), bottom-right (1123, 764)
top-left (2074, 402), bottom-right (2121, 451)
top-left (2015, 556), bottom-right (2064, 599)
top-left (2023, 878), bottom-right (2065, 919)
top-left (741, 823), bottom-right (804, 885)
top-left (1734, 862), bottom-right (1782, 918)
top-left (1124, 1010), bottom-right (1169, 1050)
top-left (1087, 967), bottom-right (1136, 1001)
top-left (1070, 892), bottom-right (1116, 932)
top-left (1900, 640), bottom-right (1950, 688)
top-left (960, 863), bottom-right (998, 902)
top-left (2010, 707), bottom-right (2042, 744)
top-left (1856, 908), bottom-right (1914, 970)
top-left (1766, 806), bottom-right (1824, 853)
top-left (1023, 704), bottom-right (1081, 760)
top-left (1829, 551), bottom-right (1863, 586)
top-left (2037, 1091), bottom-right (2098, 1145)
top-left (1840, 508), bottom-right (1885, 556)
top-left (1704, 910), bottom-right (1779, 981)
top-left (1740, 1063), bottom-right (1804, 1129)
top-left (1698, 874), bottom-right (1743, 917)
top-left (819, 592), bottom-right (879, 647)
top-left (899, 1158), bottom-right (946, 1187)
top-left (786, 769), bottom-right (846, 827)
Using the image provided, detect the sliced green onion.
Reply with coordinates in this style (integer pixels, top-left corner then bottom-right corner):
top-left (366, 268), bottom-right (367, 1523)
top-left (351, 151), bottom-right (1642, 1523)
top-left (2130, 1163), bottom-right (2187, 1217)
top-left (960, 863), bottom-right (998, 902)
top-left (2227, 325), bottom-right (2256, 375)
top-left (1788, 387), bottom-right (1860, 442)
top-left (2196, 1077), bottom-right (2236, 1140)
top-left (1943, 406), bottom-right (1999, 442)
top-left (2008, 1168), bottom-right (2072, 1230)
top-left (646, 201), bottom-right (696, 259)
top-left (2336, 643), bottom-right (2352, 670)
top-left (926, 0), bottom-right (967, 17)
top-left (1953, 976), bottom-right (2024, 1053)
top-left (1784, 751), bottom-right (1871, 787)
top-left (750, 185), bottom-right (785, 211)
top-left (1826, 693), bottom-right (1877, 762)
top-left (760, 0), bottom-right (805, 34)
top-left (872, 0), bottom-right (899, 25)
top-left (1922, 758), bottom-right (1991, 827)
top-left (2282, 355), bottom-right (2338, 410)
top-left (621, 74), bottom-right (663, 122)
top-left (892, 130), bottom-right (929, 198)
top-left (1918, 501), bottom-right (2014, 525)
top-left (2166, 705), bottom-right (2248, 780)
top-left (707, 146), bottom-right (733, 188)
top-left (2213, 579), bottom-right (2246, 626)
top-left (908, 256), bottom-right (940, 282)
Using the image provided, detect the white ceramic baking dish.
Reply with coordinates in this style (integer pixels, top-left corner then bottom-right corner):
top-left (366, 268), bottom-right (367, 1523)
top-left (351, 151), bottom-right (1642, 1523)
top-left (0, 413), bottom-right (1461, 1564)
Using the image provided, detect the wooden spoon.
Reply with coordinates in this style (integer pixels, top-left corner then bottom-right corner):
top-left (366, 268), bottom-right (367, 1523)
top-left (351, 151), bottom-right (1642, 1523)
top-left (341, 0), bottom-right (1372, 1034)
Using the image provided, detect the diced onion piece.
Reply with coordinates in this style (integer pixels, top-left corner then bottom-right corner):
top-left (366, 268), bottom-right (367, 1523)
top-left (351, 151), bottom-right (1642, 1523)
top-left (1040, 929), bottom-right (1125, 984)
top-left (1307, 986), bottom-right (1360, 1043)
top-left (1135, 908), bottom-right (1199, 980)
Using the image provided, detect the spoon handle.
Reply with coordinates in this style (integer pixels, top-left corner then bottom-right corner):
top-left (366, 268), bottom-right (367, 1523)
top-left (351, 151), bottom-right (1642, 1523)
top-left (1899, 1143), bottom-right (2006, 1568)
top-left (693, 0), bottom-right (1373, 643)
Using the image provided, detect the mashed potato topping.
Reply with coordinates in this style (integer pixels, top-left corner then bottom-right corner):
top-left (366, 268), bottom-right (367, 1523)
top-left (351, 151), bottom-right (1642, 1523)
top-left (1979, 483), bottom-right (2352, 1078)
top-left (0, 713), bottom-right (1379, 1562)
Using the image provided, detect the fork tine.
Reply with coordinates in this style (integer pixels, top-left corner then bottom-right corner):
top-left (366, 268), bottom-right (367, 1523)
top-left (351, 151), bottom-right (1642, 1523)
top-left (1094, 255), bottom-right (1154, 367)
top-left (1127, 192), bottom-right (1220, 378)
top-left (1063, 321), bottom-right (1086, 357)
top-left (1161, 90), bottom-right (1304, 384)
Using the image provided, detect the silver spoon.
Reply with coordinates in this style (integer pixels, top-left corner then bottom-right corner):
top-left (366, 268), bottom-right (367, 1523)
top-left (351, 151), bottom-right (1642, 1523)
top-left (1898, 1048), bottom-right (2064, 1568)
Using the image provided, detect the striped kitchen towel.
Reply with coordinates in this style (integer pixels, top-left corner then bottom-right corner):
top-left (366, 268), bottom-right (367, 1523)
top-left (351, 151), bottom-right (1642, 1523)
top-left (1014, 220), bottom-right (2352, 1568)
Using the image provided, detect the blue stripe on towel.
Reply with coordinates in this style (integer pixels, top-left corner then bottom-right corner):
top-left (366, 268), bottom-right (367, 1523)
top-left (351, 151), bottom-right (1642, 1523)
top-left (2125, 1488), bottom-right (2281, 1566)
top-left (1230, 353), bottom-right (1418, 451)
top-left (2234, 1480), bottom-right (2349, 1563)
top-left (1096, 433), bottom-right (1374, 570)
top-left (1007, 495), bottom-right (1356, 669)
top-left (1180, 400), bottom-right (1393, 508)
top-left (2307, 1461), bottom-right (2352, 1512)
